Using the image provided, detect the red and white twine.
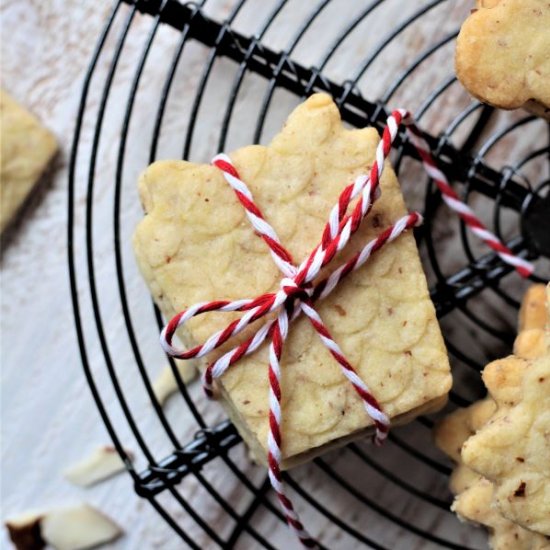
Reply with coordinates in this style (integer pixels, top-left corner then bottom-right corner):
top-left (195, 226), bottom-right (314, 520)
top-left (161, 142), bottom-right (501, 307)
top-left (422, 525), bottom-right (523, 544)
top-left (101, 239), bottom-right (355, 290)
top-left (160, 109), bottom-right (533, 548)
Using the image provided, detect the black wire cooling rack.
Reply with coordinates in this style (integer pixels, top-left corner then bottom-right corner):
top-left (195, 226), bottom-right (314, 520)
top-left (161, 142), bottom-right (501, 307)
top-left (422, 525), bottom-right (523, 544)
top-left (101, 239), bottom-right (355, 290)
top-left (68, 0), bottom-right (550, 548)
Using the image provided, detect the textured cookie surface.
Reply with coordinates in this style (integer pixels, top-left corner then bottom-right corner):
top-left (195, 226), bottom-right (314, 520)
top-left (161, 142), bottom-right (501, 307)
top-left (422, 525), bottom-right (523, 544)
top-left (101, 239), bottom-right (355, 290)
top-left (462, 352), bottom-right (550, 535)
top-left (515, 285), bottom-right (550, 358)
top-left (435, 285), bottom-right (550, 548)
top-left (435, 398), bottom-right (495, 498)
top-left (436, 368), bottom-right (550, 549)
top-left (134, 93), bottom-right (451, 467)
top-left (0, 89), bottom-right (57, 232)
top-left (453, 478), bottom-right (550, 550)
top-left (455, 0), bottom-right (550, 117)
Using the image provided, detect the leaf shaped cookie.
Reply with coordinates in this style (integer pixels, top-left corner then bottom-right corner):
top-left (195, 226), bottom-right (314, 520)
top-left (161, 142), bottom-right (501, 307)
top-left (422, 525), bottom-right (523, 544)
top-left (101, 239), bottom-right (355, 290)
top-left (436, 285), bottom-right (550, 548)
top-left (462, 353), bottom-right (550, 535)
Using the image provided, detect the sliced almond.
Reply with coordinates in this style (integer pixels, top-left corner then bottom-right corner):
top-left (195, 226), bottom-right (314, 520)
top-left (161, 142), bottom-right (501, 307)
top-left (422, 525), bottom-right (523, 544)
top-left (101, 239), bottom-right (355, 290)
top-left (63, 446), bottom-right (131, 487)
top-left (42, 504), bottom-right (121, 550)
top-left (152, 359), bottom-right (197, 405)
top-left (6, 504), bottom-right (122, 550)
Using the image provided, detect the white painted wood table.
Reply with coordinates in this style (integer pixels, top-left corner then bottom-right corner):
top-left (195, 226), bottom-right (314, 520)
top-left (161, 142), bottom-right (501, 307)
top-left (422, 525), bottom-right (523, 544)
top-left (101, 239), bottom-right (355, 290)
top-left (2, 1), bottom-right (546, 549)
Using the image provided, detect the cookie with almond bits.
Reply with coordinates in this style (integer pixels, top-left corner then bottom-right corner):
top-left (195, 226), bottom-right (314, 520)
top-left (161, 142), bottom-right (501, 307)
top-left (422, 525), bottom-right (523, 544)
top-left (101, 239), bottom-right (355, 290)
top-left (134, 93), bottom-right (452, 469)
top-left (435, 285), bottom-right (550, 548)
top-left (461, 352), bottom-right (550, 536)
top-left (456, 0), bottom-right (550, 119)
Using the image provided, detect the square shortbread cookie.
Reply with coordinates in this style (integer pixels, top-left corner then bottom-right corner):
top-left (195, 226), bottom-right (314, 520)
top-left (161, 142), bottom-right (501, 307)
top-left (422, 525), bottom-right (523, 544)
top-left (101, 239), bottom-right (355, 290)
top-left (134, 93), bottom-right (451, 468)
top-left (0, 89), bottom-right (57, 233)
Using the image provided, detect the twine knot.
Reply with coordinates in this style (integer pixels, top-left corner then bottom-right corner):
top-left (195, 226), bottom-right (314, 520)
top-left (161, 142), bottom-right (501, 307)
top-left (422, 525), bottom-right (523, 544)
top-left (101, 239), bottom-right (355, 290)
top-left (278, 277), bottom-right (313, 303)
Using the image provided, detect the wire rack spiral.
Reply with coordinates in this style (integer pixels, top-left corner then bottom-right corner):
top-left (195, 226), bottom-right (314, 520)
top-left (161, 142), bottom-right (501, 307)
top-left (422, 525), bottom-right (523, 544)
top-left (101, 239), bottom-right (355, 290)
top-left (68, 0), bottom-right (550, 547)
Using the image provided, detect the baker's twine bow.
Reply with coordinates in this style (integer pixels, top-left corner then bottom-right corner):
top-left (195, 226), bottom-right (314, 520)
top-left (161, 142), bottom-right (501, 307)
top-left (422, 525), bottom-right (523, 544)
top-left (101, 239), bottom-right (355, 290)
top-left (160, 109), bottom-right (533, 548)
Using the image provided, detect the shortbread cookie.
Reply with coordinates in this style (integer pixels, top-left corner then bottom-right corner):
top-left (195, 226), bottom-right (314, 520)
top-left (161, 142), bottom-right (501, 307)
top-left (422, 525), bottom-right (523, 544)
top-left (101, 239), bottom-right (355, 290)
top-left (453, 478), bottom-right (550, 550)
top-left (518, 285), bottom-right (548, 332)
top-left (134, 93), bottom-right (451, 469)
top-left (435, 286), bottom-right (550, 548)
top-left (515, 285), bottom-right (550, 358)
top-left (435, 397), bottom-right (495, 494)
top-left (0, 89), bottom-right (57, 233)
top-left (462, 352), bottom-right (550, 535)
top-left (455, 0), bottom-right (550, 119)
top-left (436, 365), bottom-right (549, 550)
top-left (460, 286), bottom-right (550, 539)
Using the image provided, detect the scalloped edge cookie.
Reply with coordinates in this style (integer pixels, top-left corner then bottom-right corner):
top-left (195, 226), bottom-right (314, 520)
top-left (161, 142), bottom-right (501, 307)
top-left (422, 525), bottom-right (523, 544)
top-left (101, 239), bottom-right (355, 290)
top-left (435, 284), bottom-right (550, 547)
top-left (134, 93), bottom-right (452, 468)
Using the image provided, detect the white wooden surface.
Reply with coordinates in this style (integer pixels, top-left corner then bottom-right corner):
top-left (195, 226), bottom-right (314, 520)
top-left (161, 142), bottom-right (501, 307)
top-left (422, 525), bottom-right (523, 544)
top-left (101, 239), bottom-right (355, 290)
top-left (0, 2), bottom-right (180, 548)
top-left (2, 1), bottom-right (546, 549)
